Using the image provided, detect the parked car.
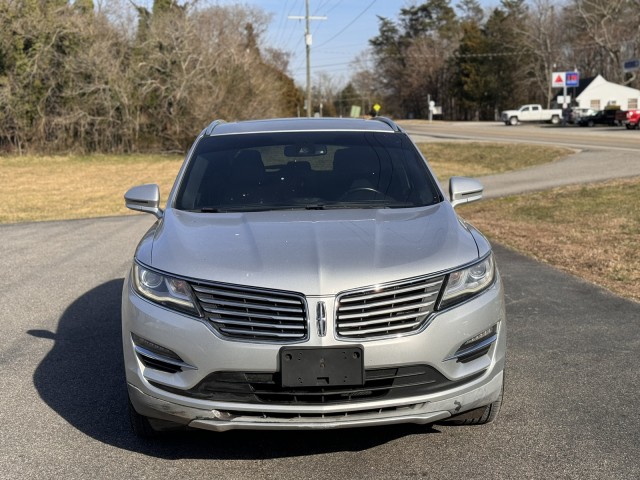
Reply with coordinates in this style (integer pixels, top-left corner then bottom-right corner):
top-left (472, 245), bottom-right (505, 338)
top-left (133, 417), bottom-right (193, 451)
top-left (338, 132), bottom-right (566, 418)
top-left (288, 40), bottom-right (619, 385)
top-left (122, 117), bottom-right (506, 437)
top-left (624, 109), bottom-right (640, 129)
top-left (577, 109), bottom-right (627, 127)
top-left (501, 104), bottom-right (562, 125)
top-left (569, 107), bottom-right (597, 124)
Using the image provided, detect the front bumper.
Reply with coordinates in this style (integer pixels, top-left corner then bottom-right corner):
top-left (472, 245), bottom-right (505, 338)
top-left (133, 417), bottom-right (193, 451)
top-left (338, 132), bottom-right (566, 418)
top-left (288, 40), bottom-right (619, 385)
top-left (129, 369), bottom-right (503, 431)
top-left (122, 272), bottom-right (506, 431)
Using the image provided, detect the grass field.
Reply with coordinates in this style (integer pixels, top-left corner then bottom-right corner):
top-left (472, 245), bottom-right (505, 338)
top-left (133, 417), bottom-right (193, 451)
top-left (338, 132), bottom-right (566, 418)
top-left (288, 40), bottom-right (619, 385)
top-left (460, 178), bottom-right (640, 302)
top-left (0, 143), bottom-right (567, 224)
top-left (417, 142), bottom-right (570, 183)
top-left (0, 154), bottom-right (183, 223)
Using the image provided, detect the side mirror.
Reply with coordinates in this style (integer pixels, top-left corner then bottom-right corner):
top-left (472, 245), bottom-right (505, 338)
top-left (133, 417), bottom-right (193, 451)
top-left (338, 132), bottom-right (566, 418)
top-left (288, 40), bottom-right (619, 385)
top-left (124, 184), bottom-right (163, 219)
top-left (449, 177), bottom-right (483, 208)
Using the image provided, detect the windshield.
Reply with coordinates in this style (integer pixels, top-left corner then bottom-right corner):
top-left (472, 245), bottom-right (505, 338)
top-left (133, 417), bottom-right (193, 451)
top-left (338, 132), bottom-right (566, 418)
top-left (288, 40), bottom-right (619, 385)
top-left (174, 131), bottom-right (442, 212)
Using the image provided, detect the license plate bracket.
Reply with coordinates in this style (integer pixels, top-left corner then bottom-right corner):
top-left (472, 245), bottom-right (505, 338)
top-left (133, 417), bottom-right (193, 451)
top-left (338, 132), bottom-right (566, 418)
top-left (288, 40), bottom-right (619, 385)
top-left (280, 346), bottom-right (364, 388)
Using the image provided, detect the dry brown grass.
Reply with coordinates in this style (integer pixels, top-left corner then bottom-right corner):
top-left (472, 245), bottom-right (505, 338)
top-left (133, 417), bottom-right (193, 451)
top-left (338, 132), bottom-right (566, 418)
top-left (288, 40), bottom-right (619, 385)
top-left (417, 142), bottom-right (570, 184)
top-left (460, 178), bottom-right (640, 302)
top-left (0, 154), bottom-right (183, 223)
top-left (1, 143), bottom-right (567, 224)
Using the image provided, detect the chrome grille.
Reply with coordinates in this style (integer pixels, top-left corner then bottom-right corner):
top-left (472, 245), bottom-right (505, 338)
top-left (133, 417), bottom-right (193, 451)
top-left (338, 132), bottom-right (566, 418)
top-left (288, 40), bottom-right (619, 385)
top-left (336, 275), bottom-right (445, 339)
top-left (191, 283), bottom-right (307, 342)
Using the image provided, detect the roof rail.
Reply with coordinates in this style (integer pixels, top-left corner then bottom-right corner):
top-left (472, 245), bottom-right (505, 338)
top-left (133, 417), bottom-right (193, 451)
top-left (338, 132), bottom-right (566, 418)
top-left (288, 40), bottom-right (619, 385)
top-left (204, 119), bottom-right (226, 136)
top-left (371, 116), bottom-right (401, 132)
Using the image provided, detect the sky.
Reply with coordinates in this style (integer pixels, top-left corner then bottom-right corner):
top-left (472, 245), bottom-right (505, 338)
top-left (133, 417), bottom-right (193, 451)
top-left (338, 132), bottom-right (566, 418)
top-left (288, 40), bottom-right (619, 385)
top-left (209, 0), bottom-right (499, 88)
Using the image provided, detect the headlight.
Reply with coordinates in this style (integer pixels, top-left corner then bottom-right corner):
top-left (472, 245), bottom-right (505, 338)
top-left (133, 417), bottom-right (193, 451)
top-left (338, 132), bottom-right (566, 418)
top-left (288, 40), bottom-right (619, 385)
top-left (131, 263), bottom-right (199, 315)
top-left (438, 254), bottom-right (495, 309)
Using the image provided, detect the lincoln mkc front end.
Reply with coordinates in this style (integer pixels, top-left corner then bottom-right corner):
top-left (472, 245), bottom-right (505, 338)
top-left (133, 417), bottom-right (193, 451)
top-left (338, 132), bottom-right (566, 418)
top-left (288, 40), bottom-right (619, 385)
top-left (122, 117), bottom-right (506, 437)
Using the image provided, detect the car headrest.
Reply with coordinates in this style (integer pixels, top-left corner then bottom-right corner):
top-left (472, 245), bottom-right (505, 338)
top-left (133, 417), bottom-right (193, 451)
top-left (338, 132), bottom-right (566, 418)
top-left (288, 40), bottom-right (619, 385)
top-left (232, 150), bottom-right (265, 181)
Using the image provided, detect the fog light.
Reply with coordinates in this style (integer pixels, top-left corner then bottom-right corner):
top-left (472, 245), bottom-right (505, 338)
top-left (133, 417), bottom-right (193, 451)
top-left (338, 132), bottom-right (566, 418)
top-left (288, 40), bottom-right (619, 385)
top-left (131, 332), bottom-right (183, 361)
top-left (461, 324), bottom-right (498, 349)
top-left (445, 323), bottom-right (498, 363)
top-left (131, 333), bottom-right (197, 373)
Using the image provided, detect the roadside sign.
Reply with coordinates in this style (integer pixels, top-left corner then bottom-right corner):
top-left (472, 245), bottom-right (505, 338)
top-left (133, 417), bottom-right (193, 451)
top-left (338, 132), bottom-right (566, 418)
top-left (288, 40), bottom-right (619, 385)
top-left (552, 72), bottom-right (565, 88)
top-left (623, 59), bottom-right (640, 73)
top-left (349, 105), bottom-right (361, 118)
top-left (373, 103), bottom-right (381, 113)
top-left (552, 71), bottom-right (579, 88)
top-left (566, 72), bottom-right (579, 87)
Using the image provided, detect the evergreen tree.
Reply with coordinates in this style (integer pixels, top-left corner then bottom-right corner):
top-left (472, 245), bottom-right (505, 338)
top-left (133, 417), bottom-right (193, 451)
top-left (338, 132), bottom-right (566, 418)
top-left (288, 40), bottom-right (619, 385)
top-left (370, 1), bottom-right (458, 118)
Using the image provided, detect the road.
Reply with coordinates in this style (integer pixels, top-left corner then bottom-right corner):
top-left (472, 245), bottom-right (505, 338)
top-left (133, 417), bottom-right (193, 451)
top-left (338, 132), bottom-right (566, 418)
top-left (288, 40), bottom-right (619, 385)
top-left (401, 121), bottom-right (640, 198)
top-left (1, 125), bottom-right (639, 479)
top-left (401, 120), bottom-right (640, 152)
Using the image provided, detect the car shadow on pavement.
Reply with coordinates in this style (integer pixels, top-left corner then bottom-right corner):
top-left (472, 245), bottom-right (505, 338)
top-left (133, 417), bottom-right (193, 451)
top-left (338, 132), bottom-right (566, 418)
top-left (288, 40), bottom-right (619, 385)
top-left (29, 279), bottom-right (442, 459)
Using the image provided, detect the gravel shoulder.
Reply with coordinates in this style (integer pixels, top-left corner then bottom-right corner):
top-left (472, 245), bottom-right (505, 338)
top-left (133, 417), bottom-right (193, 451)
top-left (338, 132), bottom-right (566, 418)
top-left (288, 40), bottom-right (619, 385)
top-left (478, 148), bottom-right (640, 199)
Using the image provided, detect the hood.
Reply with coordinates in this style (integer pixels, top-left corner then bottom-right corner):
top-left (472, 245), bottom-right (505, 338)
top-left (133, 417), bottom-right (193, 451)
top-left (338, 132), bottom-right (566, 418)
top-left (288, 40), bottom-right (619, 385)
top-left (140, 205), bottom-right (479, 295)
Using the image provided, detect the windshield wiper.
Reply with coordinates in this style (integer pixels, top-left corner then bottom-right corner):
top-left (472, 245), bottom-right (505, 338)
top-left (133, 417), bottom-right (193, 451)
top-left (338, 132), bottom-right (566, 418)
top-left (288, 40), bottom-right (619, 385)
top-left (303, 204), bottom-right (329, 210)
top-left (191, 201), bottom-right (417, 213)
top-left (193, 205), bottom-right (281, 213)
top-left (195, 207), bottom-right (223, 212)
top-left (304, 201), bottom-right (415, 210)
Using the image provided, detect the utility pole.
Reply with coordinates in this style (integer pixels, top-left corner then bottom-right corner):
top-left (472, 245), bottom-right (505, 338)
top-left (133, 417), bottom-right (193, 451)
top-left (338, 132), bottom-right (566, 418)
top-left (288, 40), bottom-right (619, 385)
top-left (288, 0), bottom-right (326, 117)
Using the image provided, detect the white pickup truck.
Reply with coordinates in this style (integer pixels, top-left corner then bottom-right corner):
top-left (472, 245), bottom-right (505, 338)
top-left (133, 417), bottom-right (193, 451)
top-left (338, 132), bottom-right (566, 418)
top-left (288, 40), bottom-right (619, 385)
top-left (501, 104), bottom-right (562, 126)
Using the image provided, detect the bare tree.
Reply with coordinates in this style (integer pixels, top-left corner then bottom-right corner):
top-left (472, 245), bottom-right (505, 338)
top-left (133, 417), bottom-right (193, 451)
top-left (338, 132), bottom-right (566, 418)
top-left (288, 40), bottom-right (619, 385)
top-left (314, 71), bottom-right (342, 117)
top-left (520, 0), bottom-right (567, 107)
top-left (349, 50), bottom-right (380, 114)
top-left (567, 0), bottom-right (640, 84)
top-left (0, 1), bottom-right (297, 153)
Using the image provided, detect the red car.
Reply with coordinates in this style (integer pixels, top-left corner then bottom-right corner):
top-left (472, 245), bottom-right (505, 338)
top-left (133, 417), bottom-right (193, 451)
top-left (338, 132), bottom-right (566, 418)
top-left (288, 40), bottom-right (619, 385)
top-left (625, 109), bottom-right (640, 129)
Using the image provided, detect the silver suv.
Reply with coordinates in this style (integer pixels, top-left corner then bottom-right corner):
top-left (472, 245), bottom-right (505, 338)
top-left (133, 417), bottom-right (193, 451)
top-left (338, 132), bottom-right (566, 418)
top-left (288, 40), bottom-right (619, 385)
top-left (122, 117), bottom-right (506, 437)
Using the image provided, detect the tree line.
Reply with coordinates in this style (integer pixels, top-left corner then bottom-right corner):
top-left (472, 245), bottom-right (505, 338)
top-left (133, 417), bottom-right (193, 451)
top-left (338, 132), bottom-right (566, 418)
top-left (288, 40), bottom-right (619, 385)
top-left (1, 0), bottom-right (639, 154)
top-left (356, 0), bottom-right (640, 120)
top-left (0, 0), bottom-right (300, 153)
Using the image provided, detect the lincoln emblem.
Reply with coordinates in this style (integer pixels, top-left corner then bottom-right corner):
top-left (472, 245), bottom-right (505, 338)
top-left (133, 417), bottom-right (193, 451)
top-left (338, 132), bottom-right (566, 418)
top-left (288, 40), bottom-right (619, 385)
top-left (316, 301), bottom-right (327, 337)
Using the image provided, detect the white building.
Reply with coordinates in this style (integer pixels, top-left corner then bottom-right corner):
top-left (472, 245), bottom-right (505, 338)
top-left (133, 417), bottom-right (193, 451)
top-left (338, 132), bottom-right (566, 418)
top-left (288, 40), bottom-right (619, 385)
top-left (573, 75), bottom-right (640, 110)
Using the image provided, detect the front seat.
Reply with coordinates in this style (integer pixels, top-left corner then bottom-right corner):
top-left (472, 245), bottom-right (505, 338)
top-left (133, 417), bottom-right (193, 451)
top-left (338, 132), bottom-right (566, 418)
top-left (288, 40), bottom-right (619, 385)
top-left (225, 150), bottom-right (266, 203)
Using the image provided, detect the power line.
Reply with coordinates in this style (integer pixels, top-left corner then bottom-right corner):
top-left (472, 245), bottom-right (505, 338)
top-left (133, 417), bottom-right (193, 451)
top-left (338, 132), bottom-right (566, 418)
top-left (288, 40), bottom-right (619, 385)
top-left (290, 60), bottom-right (353, 71)
top-left (313, 0), bottom-right (331, 15)
top-left (269, 0), bottom-right (291, 47)
top-left (315, 46), bottom-right (373, 54)
top-left (324, 0), bottom-right (344, 16)
top-left (315, 0), bottom-right (377, 49)
top-left (279, 0), bottom-right (304, 50)
top-left (279, 3), bottom-right (307, 72)
top-left (288, 0), bottom-right (327, 116)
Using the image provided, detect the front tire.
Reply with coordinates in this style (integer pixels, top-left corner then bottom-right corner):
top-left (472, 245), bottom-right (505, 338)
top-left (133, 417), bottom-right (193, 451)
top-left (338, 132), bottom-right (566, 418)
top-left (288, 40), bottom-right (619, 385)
top-left (128, 399), bottom-right (159, 439)
top-left (442, 384), bottom-right (503, 426)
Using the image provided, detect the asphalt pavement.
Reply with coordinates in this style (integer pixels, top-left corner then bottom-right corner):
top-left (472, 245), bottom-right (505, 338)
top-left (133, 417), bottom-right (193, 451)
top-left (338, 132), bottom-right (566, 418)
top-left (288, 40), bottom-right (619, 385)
top-left (0, 213), bottom-right (638, 479)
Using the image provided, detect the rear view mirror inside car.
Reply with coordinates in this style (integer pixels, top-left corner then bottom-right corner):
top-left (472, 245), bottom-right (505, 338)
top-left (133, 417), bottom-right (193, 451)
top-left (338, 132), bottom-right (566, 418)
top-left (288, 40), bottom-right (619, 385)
top-left (284, 144), bottom-right (328, 157)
